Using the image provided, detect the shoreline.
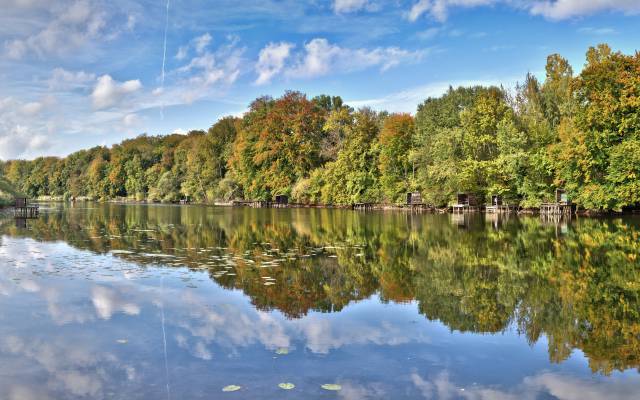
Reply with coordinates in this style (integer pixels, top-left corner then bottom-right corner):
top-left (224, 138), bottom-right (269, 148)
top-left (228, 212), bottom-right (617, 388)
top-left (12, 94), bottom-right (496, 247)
top-left (29, 198), bottom-right (640, 217)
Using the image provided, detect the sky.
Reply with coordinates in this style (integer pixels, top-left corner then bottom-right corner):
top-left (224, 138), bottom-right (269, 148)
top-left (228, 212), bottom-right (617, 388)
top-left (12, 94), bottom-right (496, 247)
top-left (0, 0), bottom-right (639, 160)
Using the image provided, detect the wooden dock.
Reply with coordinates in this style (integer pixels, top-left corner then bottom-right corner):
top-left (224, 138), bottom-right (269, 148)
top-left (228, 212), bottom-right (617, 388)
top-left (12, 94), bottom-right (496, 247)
top-left (231, 199), bottom-right (291, 208)
top-left (405, 203), bottom-right (434, 212)
top-left (485, 204), bottom-right (517, 213)
top-left (540, 203), bottom-right (575, 215)
top-left (452, 204), bottom-right (480, 213)
top-left (540, 188), bottom-right (575, 216)
top-left (452, 193), bottom-right (480, 213)
top-left (352, 203), bottom-right (375, 211)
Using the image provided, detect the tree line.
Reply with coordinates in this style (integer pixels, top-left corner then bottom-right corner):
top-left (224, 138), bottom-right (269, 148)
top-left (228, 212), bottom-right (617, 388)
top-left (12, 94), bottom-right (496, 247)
top-left (1, 44), bottom-right (639, 211)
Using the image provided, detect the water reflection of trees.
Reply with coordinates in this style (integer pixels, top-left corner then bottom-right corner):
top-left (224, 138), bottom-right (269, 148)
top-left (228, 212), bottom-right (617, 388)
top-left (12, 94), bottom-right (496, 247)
top-left (2, 205), bottom-right (639, 374)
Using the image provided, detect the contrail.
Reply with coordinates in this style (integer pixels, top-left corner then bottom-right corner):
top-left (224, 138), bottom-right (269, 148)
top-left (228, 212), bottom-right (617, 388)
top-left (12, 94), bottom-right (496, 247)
top-left (160, 0), bottom-right (170, 119)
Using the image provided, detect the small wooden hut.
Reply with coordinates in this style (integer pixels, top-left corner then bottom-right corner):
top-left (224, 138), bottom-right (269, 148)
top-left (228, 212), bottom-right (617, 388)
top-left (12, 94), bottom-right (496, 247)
top-left (457, 193), bottom-right (478, 206)
top-left (274, 195), bottom-right (289, 208)
top-left (453, 192), bottom-right (479, 213)
top-left (485, 195), bottom-right (517, 213)
top-left (540, 188), bottom-right (574, 215)
top-left (406, 192), bottom-right (422, 205)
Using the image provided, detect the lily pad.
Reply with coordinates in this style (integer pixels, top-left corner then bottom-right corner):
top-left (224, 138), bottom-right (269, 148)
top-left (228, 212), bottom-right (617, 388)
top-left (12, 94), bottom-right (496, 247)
top-left (321, 384), bottom-right (342, 391)
top-left (116, 339), bottom-right (128, 344)
top-left (275, 347), bottom-right (289, 355)
top-left (222, 385), bottom-right (241, 392)
top-left (278, 383), bottom-right (295, 390)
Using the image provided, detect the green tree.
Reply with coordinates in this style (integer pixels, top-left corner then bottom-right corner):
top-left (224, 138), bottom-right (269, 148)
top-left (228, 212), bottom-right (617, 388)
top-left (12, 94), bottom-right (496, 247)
top-left (378, 113), bottom-right (415, 202)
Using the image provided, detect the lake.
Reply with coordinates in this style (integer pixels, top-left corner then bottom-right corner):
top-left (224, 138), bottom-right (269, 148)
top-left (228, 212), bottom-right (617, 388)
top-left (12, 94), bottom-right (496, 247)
top-left (0, 203), bottom-right (639, 399)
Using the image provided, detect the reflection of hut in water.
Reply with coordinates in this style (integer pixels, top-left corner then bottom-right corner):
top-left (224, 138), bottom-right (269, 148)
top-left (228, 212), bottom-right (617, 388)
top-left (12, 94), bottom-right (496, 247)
top-left (485, 195), bottom-right (517, 213)
top-left (13, 197), bottom-right (39, 219)
top-left (452, 192), bottom-right (479, 213)
top-left (485, 212), bottom-right (511, 230)
top-left (541, 213), bottom-right (571, 237)
top-left (540, 188), bottom-right (575, 216)
top-left (451, 213), bottom-right (470, 229)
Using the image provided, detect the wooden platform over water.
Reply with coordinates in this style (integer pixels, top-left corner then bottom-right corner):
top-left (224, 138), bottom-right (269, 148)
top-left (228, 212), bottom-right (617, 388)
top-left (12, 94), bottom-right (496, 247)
top-left (353, 203), bottom-right (375, 211)
top-left (232, 200), bottom-right (293, 209)
top-left (540, 203), bottom-right (575, 215)
top-left (485, 205), bottom-right (518, 213)
top-left (452, 205), bottom-right (480, 213)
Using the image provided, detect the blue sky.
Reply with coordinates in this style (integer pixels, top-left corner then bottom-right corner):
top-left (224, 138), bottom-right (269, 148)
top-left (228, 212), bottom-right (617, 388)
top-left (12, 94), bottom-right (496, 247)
top-left (1, 0), bottom-right (639, 160)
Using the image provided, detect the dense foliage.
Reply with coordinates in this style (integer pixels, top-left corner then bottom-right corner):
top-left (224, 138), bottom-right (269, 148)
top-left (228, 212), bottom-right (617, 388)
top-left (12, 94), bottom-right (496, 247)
top-left (0, 176), bottom-right (21, 206)
top-left (1, 44), bottom-right (639, 211)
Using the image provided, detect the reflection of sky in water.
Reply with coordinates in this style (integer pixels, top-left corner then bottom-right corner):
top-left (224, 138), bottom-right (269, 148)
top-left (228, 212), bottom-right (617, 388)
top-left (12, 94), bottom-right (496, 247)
top-left (0, 236), bottom-right (639, 399)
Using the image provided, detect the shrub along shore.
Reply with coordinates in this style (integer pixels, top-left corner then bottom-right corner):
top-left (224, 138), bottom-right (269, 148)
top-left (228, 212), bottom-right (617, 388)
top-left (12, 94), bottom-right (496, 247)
top-left (1, 44), bottom-right (639, 213)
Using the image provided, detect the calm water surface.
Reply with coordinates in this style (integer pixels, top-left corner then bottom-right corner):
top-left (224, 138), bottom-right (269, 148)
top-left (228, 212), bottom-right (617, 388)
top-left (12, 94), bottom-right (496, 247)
top-left (0, 203), bottom-right (639, 399)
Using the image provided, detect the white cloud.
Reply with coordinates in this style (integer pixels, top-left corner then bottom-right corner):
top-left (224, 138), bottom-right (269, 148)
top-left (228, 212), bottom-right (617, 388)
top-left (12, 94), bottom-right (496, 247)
top-left (0, 124), bottom-right (49, 160)
top-left (416, 27), bottom-right (442, 40)
top-left (255, 42), bottom-right (294, 85)
top-left (577, 27), bottom-right (617, 35)
top-left (0, 97), bottom-right (51, 159)
top-left (347, 78), bottom-right (516, 113)
top-left (126, 14), bottom-right (137, 30)
top-left (21, 102), bottom-right (43, 116)
top-left (122, 113), bottom-right (139, 127)
top-left (174, 32), bottom-right (213, 61)
top-left (193, 33), bottom-right (212, 54)
top-left (91, 75), bottom-right (142, 110)
top-left (407, 0), bottom-right (640, 22)
top-left (5, 39), bottom-right (27, 59)
top-left (529, 0), bottom-right (640, 20)
top-left (175, 46), bottom-right (188, 60)
top-left (408, 0), bottom-right (497, 22)
top-left (3, 0), bottom-right (112, 59)
top-left (286, 38), bottom-right (425, 79)
top-left (48, 68), bottom-right (96, 90)
top-left (333, 0), bottom-right (375, 13)
top-left (170, 35), bottom-right (244, 103)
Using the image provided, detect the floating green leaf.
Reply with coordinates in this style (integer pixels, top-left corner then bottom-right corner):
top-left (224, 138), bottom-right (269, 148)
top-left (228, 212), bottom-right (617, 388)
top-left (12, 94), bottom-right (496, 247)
top-left (278, 383), bottom-right (295, 390)
top-left (275, 347), bottom-right (289, 355)
top-left (321, 384), bottom-right (342, 391)
top-left (116, 339), bottom-right (128, 344)
top-left (222, 385), bottom-right (241, 392)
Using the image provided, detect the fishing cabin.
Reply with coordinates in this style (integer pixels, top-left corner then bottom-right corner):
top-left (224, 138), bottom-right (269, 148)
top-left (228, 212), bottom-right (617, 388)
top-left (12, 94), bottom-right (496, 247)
top-left (405, 191), bottom-right (431, 211)
top-left (13, 197), bottom-right (39, 219)
top-left (485, 194), bottom-right (517, 213)
top-left (273, 195), bottom-right (289, 208)
top-left (406, 192), bottom-right (422, 205)
top-left (540, 188), bottom-right (575, 216)
top-left (452, 192), bottom-right (479, 213)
